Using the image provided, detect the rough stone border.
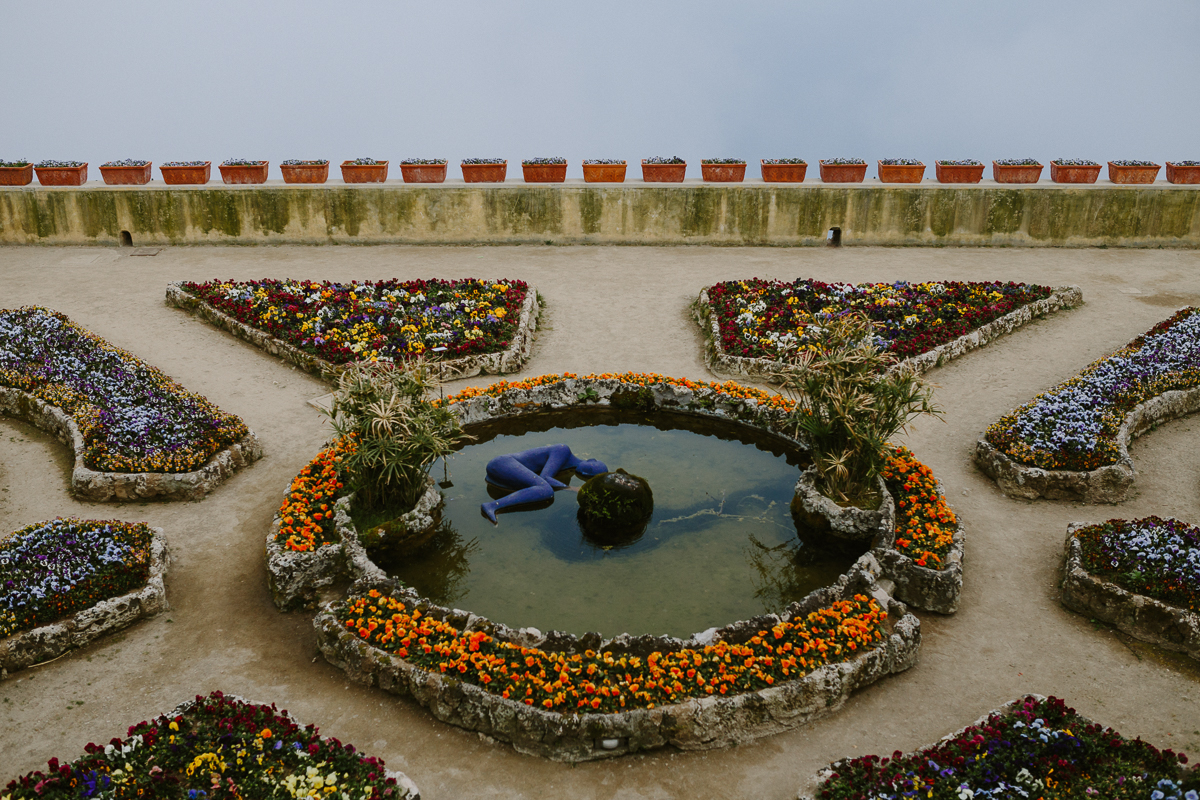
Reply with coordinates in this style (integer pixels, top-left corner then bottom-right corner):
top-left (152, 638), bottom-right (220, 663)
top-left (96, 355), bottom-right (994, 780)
top-left (165, 281), bottom-right (540, 381)
top-left (0, 386), bottom-right (261, 502)
top-left (315, 559), bottom-right (919, 763)
top-left (158, 693), bottom-right (419, 799)
top-left (267, 479), bottom-right (442, 611)
top-left (0, 527), bottom-right (169, 677)
top-left (975, 383), bottom-right (1200, 503)
top-left (798, 695), bottom-right (1050, 799)
top-left (1061, 521), bottom-right (1200, 661)
top-left (696, 285), bottom-right (1083, 382)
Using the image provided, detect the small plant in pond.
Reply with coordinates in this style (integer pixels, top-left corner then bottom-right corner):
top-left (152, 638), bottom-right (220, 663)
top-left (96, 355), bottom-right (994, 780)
top-left (100, 159), bottom-right (149, 167)
top-left (348, 157), bottom-right (383, 165)
top-left (1111, 159), bottom-right (1158, 166)
top-left (462, 157), bottom-right (505, 164)
top-left (880, 158), bottom-right (921, 165)
top-left (936, 159), bottom-right (982, 165)
top-left (773, 311), bottom-right (941, 507)
top-left (1053, 158), bottom-right (1099, 165)
top-left (822, 157), bottom-right (866, 165)
top-left (583, 158), bottom-right (624, 164)
top-left (280, 158), bottom-right (328, 165)
top-left (35, 160), bottom-right (84, 167)
top-left (644, 156), bottom-right (685, 164)
top-left (763, 158), bottom-right (807, 164)
top-left (702, 158), bottom-right (745, 164)
top-left (400, 158), bottom-right (447, 164)
top-left (221, 158), bottom-right (265, 165)
top-left (522, 157), bottom-right (566, 165)
top-left (324, 360), bottom-right (465, 514)
top-left (995, 158), bottom-right (1040, 165)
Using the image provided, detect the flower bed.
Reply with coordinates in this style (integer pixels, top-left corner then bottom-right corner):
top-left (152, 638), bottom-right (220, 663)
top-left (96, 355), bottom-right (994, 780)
top-left (801, 695), bottom-right (1198, 800)
top-left (1, 519), bottom-right (168, 676)
top-left (696, 279), bottom-right (1078, 383)
top-left (0, 307), bottom-right (260, 501)
top-left (977, 306), bottom-right (1200, 502)
top-left (1, 691), bottom-right (418, 799)
top-left (166, 278), bottom-right (539, 381)
top-left (1062, 517), bottom-right (1200, 660)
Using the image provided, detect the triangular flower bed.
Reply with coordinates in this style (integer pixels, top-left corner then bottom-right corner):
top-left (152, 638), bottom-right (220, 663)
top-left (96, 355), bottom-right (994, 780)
top-left (167, 278), bottom-right (538, 380)
top-left (697, 278), bottom-right (1079, 381)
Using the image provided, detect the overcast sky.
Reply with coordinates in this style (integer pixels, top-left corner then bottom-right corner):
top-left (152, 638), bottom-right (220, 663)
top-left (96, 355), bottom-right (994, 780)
top-left (4, 0), bottom-right (1198, 179)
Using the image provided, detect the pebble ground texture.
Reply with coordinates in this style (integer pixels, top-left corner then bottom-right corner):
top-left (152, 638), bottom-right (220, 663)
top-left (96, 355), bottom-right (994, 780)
top-left (2, 244), bottom-right (1199, 799)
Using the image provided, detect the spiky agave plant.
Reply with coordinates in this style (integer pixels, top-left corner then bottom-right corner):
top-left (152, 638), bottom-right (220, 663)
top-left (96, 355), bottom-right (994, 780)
top-left (773, 311), bottom-right (941, 506)
top-left (323, 359), bottom-right (465, 512)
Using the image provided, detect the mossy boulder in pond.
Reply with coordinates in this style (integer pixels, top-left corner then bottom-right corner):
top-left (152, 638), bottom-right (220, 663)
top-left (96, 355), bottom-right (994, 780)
top-left (577, 469), bottom-right (654, 546)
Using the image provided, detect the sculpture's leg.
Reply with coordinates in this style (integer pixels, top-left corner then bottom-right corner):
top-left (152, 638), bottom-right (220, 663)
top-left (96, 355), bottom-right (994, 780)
top-left (481, 479), bottom-right (555, 523)
top-left (537, 444), bottom-right (575, 489)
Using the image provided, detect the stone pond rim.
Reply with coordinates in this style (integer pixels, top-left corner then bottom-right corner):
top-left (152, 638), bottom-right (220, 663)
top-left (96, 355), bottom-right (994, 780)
top-left (1, 182), bottom-right (1197, 247)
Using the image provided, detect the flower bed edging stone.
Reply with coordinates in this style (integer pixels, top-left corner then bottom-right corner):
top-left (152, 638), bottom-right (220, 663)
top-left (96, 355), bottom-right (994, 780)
top-left (267, 480), bottom-right (442, 611)
top-left (974, 383), bottom-right (1200, 503)
top-left (0, 527), bottom-right (169, 677)
top-left (1061, 521), bottom-right (1200, 660)
top-left (165, 282), bottom-right (541, 381)
top-left (0, 386), bottom-right (261, 501)
top-left (315, 564), bottom-right (919, 763)
top-left (696, 285), bottom-right (1083, 383)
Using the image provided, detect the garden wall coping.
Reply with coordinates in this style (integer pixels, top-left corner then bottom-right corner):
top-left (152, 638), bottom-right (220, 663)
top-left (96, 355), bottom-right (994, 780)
top-left (0, 527), bottom-right (169, 677)
top-left (975, 383), bottom-right (1200, 503)
top-left (0, 386), bottom-right (261, 502)
top-left (697, 285), bottom-right (1083, 383)
top-left (165, 282), bottom-right (540, 381)
top-left (314, 556), bottom-right (920, 763)
top-left (1061, 522), bottom-right (1200, 661)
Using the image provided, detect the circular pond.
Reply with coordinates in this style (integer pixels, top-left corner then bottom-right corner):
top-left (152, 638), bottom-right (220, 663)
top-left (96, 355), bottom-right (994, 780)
top-left (368, 408), bottom-right (865, 639)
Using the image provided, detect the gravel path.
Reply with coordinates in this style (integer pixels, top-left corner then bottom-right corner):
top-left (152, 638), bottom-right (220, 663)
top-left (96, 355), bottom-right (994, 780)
top-left (2, 244), bottom-right (1199, 798)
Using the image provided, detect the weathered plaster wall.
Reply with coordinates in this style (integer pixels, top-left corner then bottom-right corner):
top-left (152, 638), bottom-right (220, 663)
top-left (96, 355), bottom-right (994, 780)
top-left (2, 183), bottom-right (1198, 247)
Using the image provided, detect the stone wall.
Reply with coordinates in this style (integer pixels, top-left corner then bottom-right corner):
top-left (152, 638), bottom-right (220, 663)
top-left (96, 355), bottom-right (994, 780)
top-left (0, 386), bottom-right (261, 501)
top-left (1, 528), bottom-right (169, 677)
top-left (1061, 523), bottom-right (1200, 661)
top-left (2, 183), bottom-right (1198, 247)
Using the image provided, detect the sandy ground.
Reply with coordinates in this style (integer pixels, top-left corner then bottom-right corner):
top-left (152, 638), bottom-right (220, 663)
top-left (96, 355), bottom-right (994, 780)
top-left (1, 243), bottom-right (1199, 798)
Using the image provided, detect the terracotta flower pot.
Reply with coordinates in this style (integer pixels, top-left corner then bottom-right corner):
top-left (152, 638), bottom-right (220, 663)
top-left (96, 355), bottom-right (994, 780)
top-left (522, 163), bottom-right (567, 183)
top-left (281, 163), bottom-right (329, 184)
top-left (220, 162), bottom-right (269, 184)
top-left (582, 162), bottom-right (627, 183)
top-left (35, 163), bottom-right (88, 186)
top-left (161, 162), bottom-right (211, 185)
top-left (100, 163), bottom-right (152, 185)
top-left (461, 162), bottom-right (507, 183)
top-left (878, 162), bottom-right (926, 183)
top-left (701, 163), bottom-right (746, 182)
top-left (934, 163), bottom-right (984, 184)
top-left (1166, 163), bottom-right (1200, 185)
top-left (1050, 162), bottom-right (1101, 184)
top-left (0, 164), bottom-right (34, 186)
top-left (992, 162), bottom-right (1043, 183)
top-left (818, 162), bottom-right (867, 183)
top-left (641, 161), bottom-right (686, 182)
top-left (760, 161), bottom-right (807, 182)
top-left (400, 163), bottom-right (448, 183)
top-left (341, 161), bottom-right (389, 183)
top-left (1107, 162), bottom-right (1160, 184)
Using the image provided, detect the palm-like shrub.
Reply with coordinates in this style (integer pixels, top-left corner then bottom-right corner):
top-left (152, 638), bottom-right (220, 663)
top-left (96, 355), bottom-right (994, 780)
top-left (773, 312), bottom-right (941, 506)
top-left (324, 360), bottom-right (464, 512)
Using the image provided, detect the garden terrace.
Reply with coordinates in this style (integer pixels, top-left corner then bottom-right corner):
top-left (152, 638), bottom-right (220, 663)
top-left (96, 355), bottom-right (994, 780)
top-left (0, 183), bottom-right (1197, 247)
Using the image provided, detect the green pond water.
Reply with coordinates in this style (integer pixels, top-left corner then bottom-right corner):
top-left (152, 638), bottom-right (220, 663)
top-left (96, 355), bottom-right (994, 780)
top-left (373, 408), bottom-right (862, 639)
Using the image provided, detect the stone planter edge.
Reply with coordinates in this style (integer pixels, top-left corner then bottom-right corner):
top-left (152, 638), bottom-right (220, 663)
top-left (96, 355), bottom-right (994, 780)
top-left (0, 386), bottom-right (261, 502)
top-left (974, 381), bottom-right (1200, 503)
top-left (1, 528), bottom-right (169, 677)
top-left (696, 285), bottom-right (1083, 383)
top-left (1061, 522), bottom-right (1200, 660)
top-left (165, 282), bottom-right (540, 382)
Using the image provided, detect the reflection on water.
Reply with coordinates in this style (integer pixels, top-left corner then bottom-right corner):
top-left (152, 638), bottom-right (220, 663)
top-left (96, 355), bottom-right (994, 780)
top-left (381, 408), bottom-right (864, 638)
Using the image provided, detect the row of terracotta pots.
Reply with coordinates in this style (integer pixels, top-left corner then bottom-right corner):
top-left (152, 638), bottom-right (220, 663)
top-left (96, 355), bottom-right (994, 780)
top-left (6, 159), bottom-right (1198, 187)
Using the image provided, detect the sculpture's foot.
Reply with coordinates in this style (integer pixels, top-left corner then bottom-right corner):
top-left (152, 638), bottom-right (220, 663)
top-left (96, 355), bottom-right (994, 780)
top-left (481, 502), bottom-right (499, 524)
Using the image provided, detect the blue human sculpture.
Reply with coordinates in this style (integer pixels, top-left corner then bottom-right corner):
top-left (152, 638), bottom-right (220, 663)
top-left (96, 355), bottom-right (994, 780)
top-left (481, 444), bottom-right (607, 523)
